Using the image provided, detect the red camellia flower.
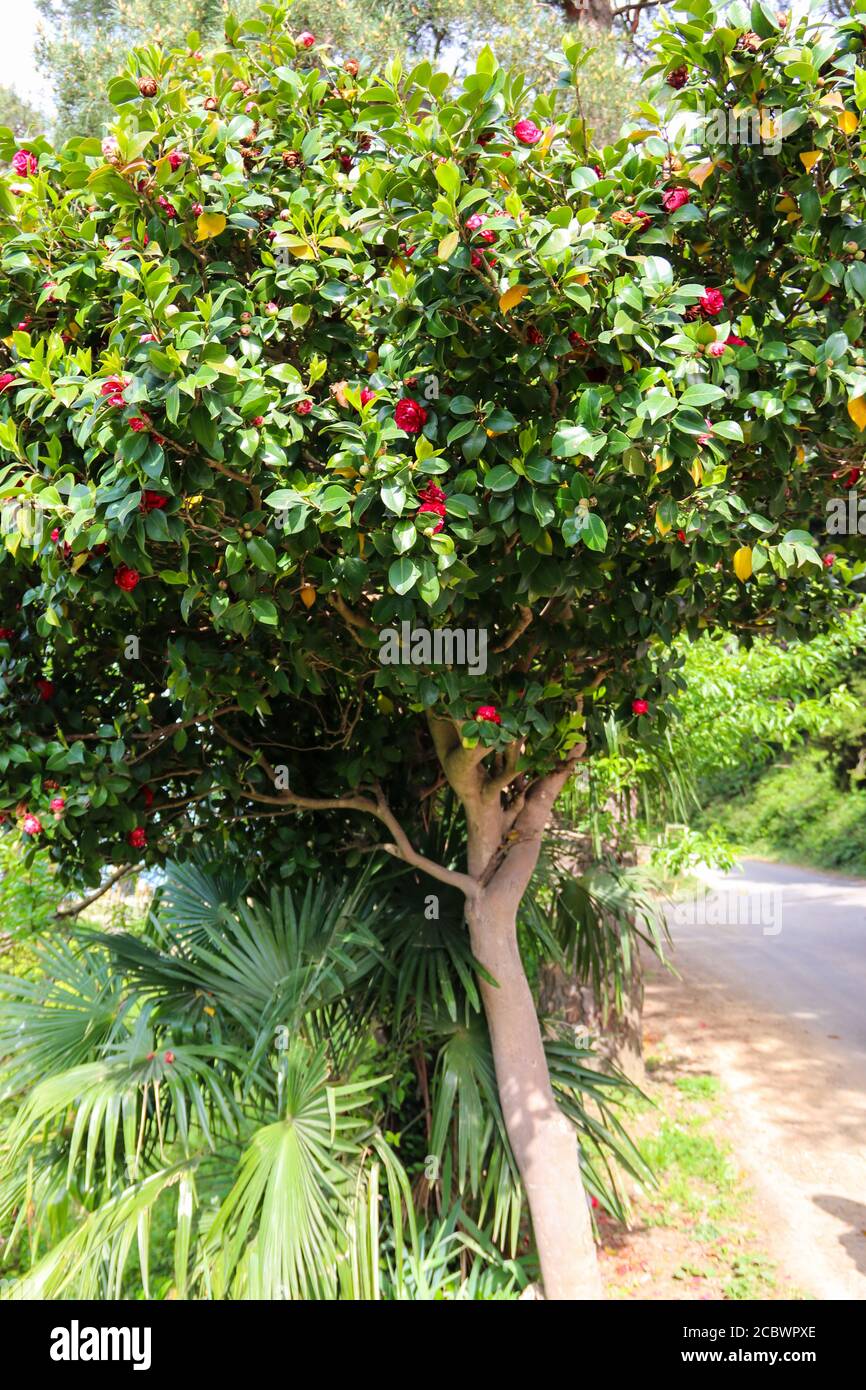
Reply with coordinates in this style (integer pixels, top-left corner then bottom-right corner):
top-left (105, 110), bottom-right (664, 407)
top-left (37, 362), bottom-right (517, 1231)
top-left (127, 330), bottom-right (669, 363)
top-left (513, 118), bottom-right (543, 146)
top-left (12, 149), bottom-right (38, 177)
top-left (569, 331), bottom-right (587, 349)
top-left (168, 150), bottom-right (185, 170)
top-left (139, 332), bottom-right (158, 343)
top-left (36, 678), bottom-right (55, 701)
top-left (141, 490), bottom-right (168, 513)
top-left (418, 500), bottom-right (446, 533)
top-left (667, 65), bottom-right (688, 89)
top-left (164, 1050), bottom-right (176, 1063)
top-left (394, 397), bottom-right (428, 434)
top-left (22, 814), bottom-right (42, 836)
top-left (142, 786), bottom-right (155, 807)
top-left (526, 325), bottom-right (545, 346)
top-left (360, 387), bottom-right (376, 405)
top-left (114, 565), bottom-right (140, 592)
top-left (676, 529), bottom-right (687, 542)
top-left (843, 467), bottom-right (861, 488)
top-left (725, 333), bottom-right (746, 347)
top-left (823, 552), bottom-right (836, 567)
top-left (0, 372), bottom-right (15, 391)
top-left (128, 416), bottom-right (150, 432)
top-left (0, 627), bottom-right (14, 640)
top-left (475, 705), bottom-right (501, 724)
top-left (631, 698), bottom-right (649, 716)
top-left (419, 481), bottom-right (446, 505)
top-left (661, 187), bottom-right (690, 212)
top-left (465, 213), bottom-right (484, 231)
top-left (297, 30), bottom-right (315, 47)
top-left (707, 342), bottom-right (726, 358)
top-left (157, 195), bottom-right (177, 219)
top-left (699, 288), bottom-right (725, 316)
top-left (49, 796), bottom-right (65, 814)
top-left (128, 827), bottom-right (147, 849)
top-left (295, 398), bottom-right (312, 415)
top-left (101, 376), bottom-right (129, 397)
top-left (192, 202), bottom-right (203, 217)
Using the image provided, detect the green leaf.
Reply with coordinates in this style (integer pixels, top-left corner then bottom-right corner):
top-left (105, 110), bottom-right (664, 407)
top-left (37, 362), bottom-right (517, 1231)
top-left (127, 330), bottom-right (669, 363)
top-left (389, 557), bottom-right (421, 595)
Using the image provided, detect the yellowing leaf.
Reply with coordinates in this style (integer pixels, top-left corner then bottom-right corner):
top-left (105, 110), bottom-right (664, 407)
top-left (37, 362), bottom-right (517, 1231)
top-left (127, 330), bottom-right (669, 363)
top-left (654, 451), bottom-right (672, 474)
top-left (838, 110), bottom-right (859, 135)
top-left (195, 211), bottom-right (227, 241)
top-left (800, 151), bottom-right (822, 172)
top-left (281, 239), bottom-right (316, 259)
top-left (733, 546), bottom-right (753, 582)
top-left (538, 124), bottom-right (557, 157)
top-left (759, 116), bottom-right (779, 141)
top-left (574, 272), bottom-right (589, 286)
top-left (734, 273), bottom-right (756, 294)
top-left (366, 351), bottom-right (379, 372)
top-left (848, 395), bottom-right (866, 432)
top-left (437, 230), bottom-right (459, 261)
top-left (689, 457), bottom-right (703, 486)
top-left (795, 446), bottom-right (806, 465)
top-left (319, 235), bottom-right (352, 251)
top-left (776, 195), bottom-right (797, 212)
top-left (689, 160), bottom-right (717, 188)
top-left (499, 283), bottom-right (530, 314)
top-left (655, 510), bottom-right (671, 536)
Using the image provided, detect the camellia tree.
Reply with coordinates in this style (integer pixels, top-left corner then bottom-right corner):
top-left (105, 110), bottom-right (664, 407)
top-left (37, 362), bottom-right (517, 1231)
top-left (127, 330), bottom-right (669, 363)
top-left (2, 0), bottom-right (866, 1296)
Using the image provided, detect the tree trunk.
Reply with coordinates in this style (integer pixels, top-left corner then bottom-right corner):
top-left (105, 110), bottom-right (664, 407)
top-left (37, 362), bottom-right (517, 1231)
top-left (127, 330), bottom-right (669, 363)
top-left (465, 884), bottom-right (602, 1300)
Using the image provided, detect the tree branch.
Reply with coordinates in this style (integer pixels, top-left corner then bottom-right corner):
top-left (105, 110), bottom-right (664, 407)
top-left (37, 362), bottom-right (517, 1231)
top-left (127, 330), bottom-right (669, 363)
top-left (55, 865), bottom-right (136, 920)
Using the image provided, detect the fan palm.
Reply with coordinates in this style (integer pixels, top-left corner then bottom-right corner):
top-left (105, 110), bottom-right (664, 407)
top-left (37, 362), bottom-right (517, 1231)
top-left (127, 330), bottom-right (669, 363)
top-left (0, 853), bottom-right (651, 1299)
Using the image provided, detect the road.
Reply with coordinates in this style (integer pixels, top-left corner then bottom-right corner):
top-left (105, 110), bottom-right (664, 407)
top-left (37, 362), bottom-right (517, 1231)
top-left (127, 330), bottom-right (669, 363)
top-left (644, 857), bottom-right (866, 1299)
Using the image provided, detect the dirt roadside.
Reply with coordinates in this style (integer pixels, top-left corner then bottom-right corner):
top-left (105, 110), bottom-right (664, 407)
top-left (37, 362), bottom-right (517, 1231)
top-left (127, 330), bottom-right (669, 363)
top-left (635, 939), bottom-right (866, 1300)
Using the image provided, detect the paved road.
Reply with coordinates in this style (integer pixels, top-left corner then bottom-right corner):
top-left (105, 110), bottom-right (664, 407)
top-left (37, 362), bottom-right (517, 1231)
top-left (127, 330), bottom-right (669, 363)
top-left (645, 858), bottom-right (866, 1299)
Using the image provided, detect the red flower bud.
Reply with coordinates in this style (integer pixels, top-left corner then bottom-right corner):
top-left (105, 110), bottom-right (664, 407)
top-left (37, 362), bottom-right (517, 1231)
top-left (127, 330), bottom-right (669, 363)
top-left (513, 119), bottom-right (543, 146)
top-left (475, 705), bottom-right (501, 724)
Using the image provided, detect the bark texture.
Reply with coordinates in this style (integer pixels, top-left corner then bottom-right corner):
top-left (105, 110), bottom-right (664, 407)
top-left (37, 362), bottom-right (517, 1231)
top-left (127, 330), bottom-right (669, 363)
top-left (466, 887), bottom-right (602, 1300)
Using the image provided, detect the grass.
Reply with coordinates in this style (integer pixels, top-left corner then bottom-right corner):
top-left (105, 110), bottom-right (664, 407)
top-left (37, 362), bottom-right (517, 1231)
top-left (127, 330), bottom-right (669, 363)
top-left (605, 1063), bottom-right (794, 1300)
